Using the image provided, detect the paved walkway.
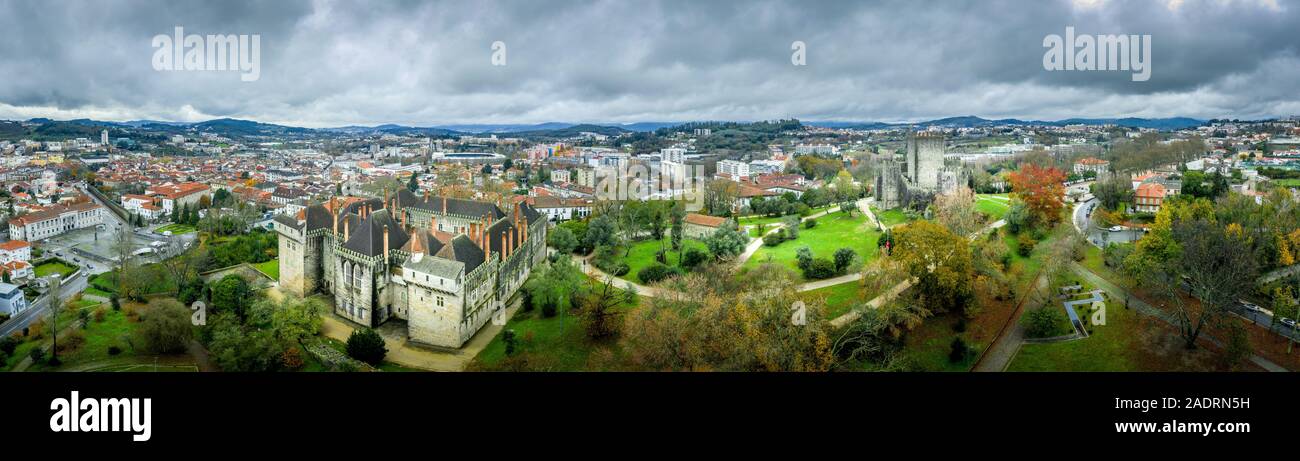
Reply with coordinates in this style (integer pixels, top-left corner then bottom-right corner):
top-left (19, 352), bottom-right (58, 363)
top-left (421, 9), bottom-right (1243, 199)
top-left (318, 299), bottom-right (521, 372)
top-left (1070, 262), bottom-right (1288, 372)
top-left (972, 272), bottom-right (1045, 372)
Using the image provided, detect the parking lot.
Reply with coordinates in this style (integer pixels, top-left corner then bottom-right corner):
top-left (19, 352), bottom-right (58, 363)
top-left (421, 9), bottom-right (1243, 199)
top-left (39, 223), bottom-right (195, 274)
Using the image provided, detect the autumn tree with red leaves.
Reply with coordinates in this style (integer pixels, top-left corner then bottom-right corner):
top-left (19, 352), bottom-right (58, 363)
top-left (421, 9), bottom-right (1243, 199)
top-left (1008, 164), bottom-right (1066, 227)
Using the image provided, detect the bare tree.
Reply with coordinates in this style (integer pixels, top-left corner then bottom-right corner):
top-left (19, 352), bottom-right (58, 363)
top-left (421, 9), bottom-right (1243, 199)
top-left (1147, 220), bottom-right (1259, 349)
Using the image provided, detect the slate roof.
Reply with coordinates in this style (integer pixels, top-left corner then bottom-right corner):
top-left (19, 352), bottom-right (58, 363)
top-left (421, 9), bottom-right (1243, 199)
top-left (434, 234), bottom-right (486, 273)
top-left (395, 189), bottom-right (506, 220)
top-left (341, 208), bottom-right (410, 257)
top-left (402, 252), bottom-right (464, 280)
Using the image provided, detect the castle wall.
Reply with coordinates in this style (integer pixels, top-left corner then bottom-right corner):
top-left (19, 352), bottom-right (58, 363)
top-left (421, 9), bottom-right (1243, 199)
top-left (274, 221), bottom-right (307, 297)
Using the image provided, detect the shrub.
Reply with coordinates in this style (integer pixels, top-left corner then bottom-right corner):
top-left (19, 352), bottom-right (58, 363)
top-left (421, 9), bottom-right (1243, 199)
top-left (107, 345), bottom-right (122, 356)
top-left (681, 248), bottom-right (709, 269)
top-left (345, 328), bottom-right (388, 366)
top-left (0, 336), bottom-right (16, 356)
top-left (1016, 234), bottom-right (1036, 257)
top-left (638, 263), bottom-right (683, 284)
top-left (833, 248), bottom-right (857, 274)
top-left (796, 246), bottom-right (814, 272)
top-left (56, 330), bottom-right (86, 354)
top-left (804, 218), bottom-right (817, 229)
top-left (29, 347), bottom-right (45, 363)
top-left (93, 307), bottom-right (106, 322)
top-left (762, 233), bottom-right (784, 247)
top-left (803, 258), bottom-right (838, 280)
top-left (1022, 307), bottom-right (1068, 338)
top-left (136, 300), bottom-right (194, 354)
top-left (503, 329), bottom-right (517, 356)
top-left (540, 298), bottom-right (558, 318)
top-left (948, 337), bottom-right (969, 363)
top-left (520, 289), bottom-right (534, 312)
top-left (281, 346), bottom-right (304, 369)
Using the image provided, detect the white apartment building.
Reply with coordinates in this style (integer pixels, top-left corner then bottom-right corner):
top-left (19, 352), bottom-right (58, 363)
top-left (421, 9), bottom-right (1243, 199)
top-left (717, 159), bottom-right (750, 179)
top-left (550, 169), bottom-right (571, 184)
top-left (8, 202), bottom-right (104, 242)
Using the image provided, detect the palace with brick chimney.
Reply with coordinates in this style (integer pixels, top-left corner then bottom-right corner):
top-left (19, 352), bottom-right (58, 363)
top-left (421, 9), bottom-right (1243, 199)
top-left (273, 189), bottom-right (546, 348)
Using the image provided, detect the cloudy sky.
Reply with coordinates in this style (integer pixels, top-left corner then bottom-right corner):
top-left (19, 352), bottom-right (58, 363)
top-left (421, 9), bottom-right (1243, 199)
top-left (0, 0), bottom-right (1296, 127)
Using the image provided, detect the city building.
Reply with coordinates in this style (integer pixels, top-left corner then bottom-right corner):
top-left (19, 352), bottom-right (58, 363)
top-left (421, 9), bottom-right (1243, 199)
top-left (8, 201), bottom-right (104, 242)
top-left (0, 282), bottom-right (27, 317)
top-left (1074, 157), bottom-right (1110, 175)
top-left (531, 196), bottom-right (593, 222)
top-left (717, 159), bottom-right (750, 179)
top-left (147, 182), bottom-right (212, 213)
top-left (1135, 182), bottom-right (1167, 213)
top-left (683, 213), bottom-right (727, 239)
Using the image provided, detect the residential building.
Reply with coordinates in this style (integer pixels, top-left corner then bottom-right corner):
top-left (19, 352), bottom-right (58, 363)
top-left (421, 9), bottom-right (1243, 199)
top-left (0, 282), bottom-right (27, 316)
top-left (1135, 182), bottom-right (1166, 213)
top-left (1074, 157), bottom-right (1110, 175)
top-left (717, 160), bottom-right (750, 179)
top-left (683, 213), bottom-right (727, 239)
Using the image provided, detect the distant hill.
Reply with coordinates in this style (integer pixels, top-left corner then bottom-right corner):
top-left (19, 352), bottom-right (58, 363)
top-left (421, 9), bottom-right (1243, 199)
top-left (807, 115), bottom-right (1205, 131)
top-left (190, 118), bottom-right (314, 137)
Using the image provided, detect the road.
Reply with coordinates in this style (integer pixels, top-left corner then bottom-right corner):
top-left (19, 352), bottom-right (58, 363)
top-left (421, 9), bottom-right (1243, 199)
top-left (1073, 198), bottom-right (1144, 248)
top-left (1233, 306), bottom-right (1300, 342)
top-left (0, 270), bottom-right (89, 339)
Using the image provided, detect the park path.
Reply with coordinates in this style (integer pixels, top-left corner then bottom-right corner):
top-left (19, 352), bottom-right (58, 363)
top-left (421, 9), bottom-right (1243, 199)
top-left (1069, 262), bottom-right (1288, 372)
top-left (972, 272), bottom-right (1045, 372)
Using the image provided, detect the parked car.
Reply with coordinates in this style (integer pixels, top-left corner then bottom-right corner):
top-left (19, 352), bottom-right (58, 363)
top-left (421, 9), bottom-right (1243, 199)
top-left (1239, 300), bottom-right (1265, 313)
top-left (1108, 226), bottom-right (1124, 232)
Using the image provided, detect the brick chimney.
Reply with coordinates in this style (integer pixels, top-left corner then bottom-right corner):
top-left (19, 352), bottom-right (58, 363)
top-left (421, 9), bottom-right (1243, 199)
top-left (383, 225), bottom-right (390, 259)
top-left (344, 218), bottom-right (350, 241)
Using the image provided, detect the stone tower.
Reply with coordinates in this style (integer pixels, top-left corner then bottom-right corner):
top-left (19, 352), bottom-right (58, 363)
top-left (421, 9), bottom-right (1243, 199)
top-left (906, 131), bottom-right (946, 191)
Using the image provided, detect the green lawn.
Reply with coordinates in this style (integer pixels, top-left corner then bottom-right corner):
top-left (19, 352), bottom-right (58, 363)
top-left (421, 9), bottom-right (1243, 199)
top-left (473, 287), bottom-right (645, 371)
top-left (743, 213), bottom-right (881, 277)
top-left (156, 223), bottom-right (197, 234)
top-left (871, 208), bottom-right (911, 228)
top-left (83, 286), bottom-right (113, 299)
top-left (34, 261), bottom-right (76, 278)
top-left (254, 259), bottom-right (280, 280)
top-left (737, 205), bottom-right (836, 227)
top-left (1007, 293), bottom-right (1138, 371)
top-left (1275, 178), bottom-right (1300, 187)
top-left (621, 237), bottom-right (708, 283)
top-left (974, 194), bottom-right (1012, 220)
top-left (799, 281), bottom-right (877, 319)
top-left (30, 308), bottom-right (138, 371)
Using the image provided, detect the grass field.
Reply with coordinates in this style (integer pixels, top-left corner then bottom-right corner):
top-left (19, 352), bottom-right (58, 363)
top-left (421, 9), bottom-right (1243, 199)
top-left (1275, 178), bottom-right (1300, 187)
top-left (1007, 294), bottom-right (1140, 371)
top-left (974, 194), bottom-right (1012, 220)
top-left (254, 259), bottom-right (280, 280)
top-left (742, 213), bottom-right (881, 277)
top-left (621, 237), bottom-right (708, 283)
top-left (29, 308), bottom-right (142, 371)
top-left (872, 208), bottom-right (911, 228)
top-left (34, 261), bottom-right (76, 278)
top-left (473, 283), bottom-right (646, 371)
top-left (799, 281), bottom-right (877, 319)
top-left (155, 223), bottom-right (197, 234)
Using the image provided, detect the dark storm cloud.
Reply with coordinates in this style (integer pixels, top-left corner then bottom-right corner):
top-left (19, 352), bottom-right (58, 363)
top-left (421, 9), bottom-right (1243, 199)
top-left (0, 0), bottom-right (1295, 126)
